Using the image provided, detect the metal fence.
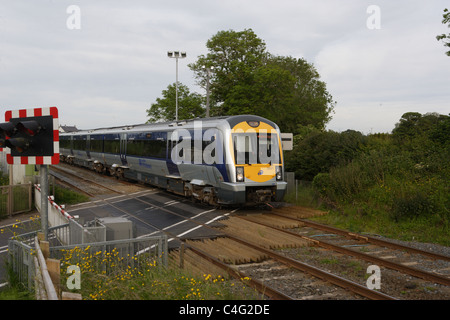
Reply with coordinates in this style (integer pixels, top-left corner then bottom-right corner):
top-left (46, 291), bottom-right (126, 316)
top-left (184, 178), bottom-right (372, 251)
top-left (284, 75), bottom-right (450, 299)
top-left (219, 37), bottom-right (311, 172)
top-left (8, 223), bottom-right (168, 291)
top-left (0, 183), bottom-right (32, 218)
top-left (69, 219), bottom-right (106, 245)
top-left (8, 224), bottom-right (68, 290)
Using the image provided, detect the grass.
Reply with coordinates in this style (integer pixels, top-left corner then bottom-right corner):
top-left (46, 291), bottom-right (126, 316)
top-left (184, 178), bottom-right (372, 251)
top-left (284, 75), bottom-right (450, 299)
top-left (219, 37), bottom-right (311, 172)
top-left (53, 185), bottom-right (90, 205)
top-left (0, 285), bottom-right (34, 300)
top-left (59, 246), bottom-right (260, 300)
top-left (284, 184), bottom-right (450, 246)
top-left (2, 244), bottom-right (260, 300)
top-left (0, 258), bottom-right (34, 300)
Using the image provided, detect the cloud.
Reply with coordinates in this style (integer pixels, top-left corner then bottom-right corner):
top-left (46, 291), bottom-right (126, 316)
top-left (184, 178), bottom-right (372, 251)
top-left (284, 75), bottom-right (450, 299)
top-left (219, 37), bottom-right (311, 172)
top-left (314, 2), bottom-right (450, 132)
top-left (0, 0), bottom-right (449, 134)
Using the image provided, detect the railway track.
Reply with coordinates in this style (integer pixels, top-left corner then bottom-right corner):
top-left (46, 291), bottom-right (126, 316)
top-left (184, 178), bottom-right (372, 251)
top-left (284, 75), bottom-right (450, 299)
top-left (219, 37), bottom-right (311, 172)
top-left (185, 218), bottom-right (395, 300)
top-left (170, 208), bottom-right (450, 300)
top-left (231, 207), bottom-right (450, 299)
top-left (66, 188), bottom-right (292, 299)
top-left (49, 164), bottom-right (138, 197)
top-left (48, 164), bottom-right (450, 299)
top-left (241, 213), bottom-right (450, 287)
top-left (272, 206), bottom-right (450, 262)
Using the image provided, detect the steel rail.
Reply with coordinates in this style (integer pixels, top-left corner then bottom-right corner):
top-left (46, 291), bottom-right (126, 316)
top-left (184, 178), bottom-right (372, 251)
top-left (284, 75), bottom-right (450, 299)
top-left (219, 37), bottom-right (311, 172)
top-left (127, 199), bottom-right (397, 298)
top-left (50, 170), bottom-right (95, 197)
top-left (272, 211), bottom-right (450, 262)
top-left (223, 232), bottom-right (396, 300)
top-left (186, 244), bottom-right (293, 300)
top-left (50, 165), bottom-right (124, 195)
top-left (239, 216), bottom-right (450, 287)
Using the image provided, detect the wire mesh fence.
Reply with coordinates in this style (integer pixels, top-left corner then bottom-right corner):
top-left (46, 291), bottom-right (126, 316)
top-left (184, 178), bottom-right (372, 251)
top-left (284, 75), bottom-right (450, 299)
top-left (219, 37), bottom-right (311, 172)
top-left (8, 223), bottom-right (168, 292)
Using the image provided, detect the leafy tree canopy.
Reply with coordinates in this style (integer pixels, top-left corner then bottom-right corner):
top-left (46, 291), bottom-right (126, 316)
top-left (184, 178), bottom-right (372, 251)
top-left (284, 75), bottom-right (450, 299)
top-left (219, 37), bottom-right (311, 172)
top-left (436, 8), bottom-right (450, 56)
top-left (189, 29), bottom-right (335, 133)
top-left (146, 83), bottom-right (204, 123)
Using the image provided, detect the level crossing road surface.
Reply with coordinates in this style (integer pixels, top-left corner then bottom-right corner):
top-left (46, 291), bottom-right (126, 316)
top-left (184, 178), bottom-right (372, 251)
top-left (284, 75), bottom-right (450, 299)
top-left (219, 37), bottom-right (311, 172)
top-left (68, 188), bottom-right (235, 246)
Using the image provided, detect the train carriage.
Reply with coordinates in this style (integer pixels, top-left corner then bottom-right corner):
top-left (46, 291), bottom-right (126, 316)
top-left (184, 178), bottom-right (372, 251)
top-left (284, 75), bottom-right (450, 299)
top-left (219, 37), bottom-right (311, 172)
top-left (59, 115), bottom-right (287, 206)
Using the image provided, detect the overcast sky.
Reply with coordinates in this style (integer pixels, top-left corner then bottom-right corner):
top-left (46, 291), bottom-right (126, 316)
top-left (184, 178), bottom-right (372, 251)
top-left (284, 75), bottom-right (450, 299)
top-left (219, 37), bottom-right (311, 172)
top-left (1, 0), bottom-right (449, 134)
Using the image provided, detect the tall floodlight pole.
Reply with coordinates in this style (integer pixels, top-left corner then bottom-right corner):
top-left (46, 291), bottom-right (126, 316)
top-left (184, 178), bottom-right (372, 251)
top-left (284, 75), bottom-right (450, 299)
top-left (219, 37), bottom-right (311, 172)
top-left (167, 51), bottom-right (186, 121)
top-left (202, 66), bottom-right (214, 118)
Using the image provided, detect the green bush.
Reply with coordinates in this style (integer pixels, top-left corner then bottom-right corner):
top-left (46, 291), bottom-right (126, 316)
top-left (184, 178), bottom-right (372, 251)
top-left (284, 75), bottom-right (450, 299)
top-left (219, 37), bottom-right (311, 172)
top-left (312, 173), bottom-right (331, 196)
top-left (391, 190), bottom-right (435, 222)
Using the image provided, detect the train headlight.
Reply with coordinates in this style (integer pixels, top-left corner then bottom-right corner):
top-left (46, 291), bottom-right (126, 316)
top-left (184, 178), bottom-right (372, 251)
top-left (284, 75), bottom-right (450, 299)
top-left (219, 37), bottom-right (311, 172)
top-left (276, 166), bottom-right (282, 181)
top-left (236, 167), bottom-right (244, 182)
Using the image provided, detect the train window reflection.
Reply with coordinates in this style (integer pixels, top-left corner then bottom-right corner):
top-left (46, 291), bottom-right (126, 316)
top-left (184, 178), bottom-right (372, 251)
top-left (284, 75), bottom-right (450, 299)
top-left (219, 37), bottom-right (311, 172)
top-left (232, 132), bottom-right (280, 165)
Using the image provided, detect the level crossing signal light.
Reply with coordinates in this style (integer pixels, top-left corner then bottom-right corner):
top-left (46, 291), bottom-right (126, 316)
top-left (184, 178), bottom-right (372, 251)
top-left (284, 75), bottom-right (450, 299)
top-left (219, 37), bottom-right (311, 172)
top-left (0, 107), bottom-right (59, 165)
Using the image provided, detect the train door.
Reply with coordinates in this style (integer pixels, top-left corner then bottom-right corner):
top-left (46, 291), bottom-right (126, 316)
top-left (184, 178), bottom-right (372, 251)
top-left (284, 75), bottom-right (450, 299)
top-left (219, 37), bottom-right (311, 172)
top-left (86, 135), bottom-right (91, 160)
top-left (167, 131), bottom-right (181, 177)
top-left (120, 133), bottom-right (128, 166)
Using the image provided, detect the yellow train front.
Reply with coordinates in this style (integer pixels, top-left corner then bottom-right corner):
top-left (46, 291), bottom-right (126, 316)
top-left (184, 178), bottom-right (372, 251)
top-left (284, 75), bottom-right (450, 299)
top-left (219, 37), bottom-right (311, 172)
top-left (218, 115), bottom-right (287, 205)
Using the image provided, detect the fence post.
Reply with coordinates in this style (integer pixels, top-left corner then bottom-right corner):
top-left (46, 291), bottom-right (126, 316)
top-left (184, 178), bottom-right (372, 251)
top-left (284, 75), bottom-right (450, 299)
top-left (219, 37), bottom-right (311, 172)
top-left (40, 165), bottom-right (49, 241)
top-left (163, 235), bottom-right (168, 267)
top-left (34, 236), bottom-right (59, 300)
top-left (47, 259), bottom-right (61, 299)
top-left (7, 184), bottom-right (12, 217)
top-left (8, 164), bottom-right (12, 217)
top-left (34, 256), bottom-right (46, 300)
top-left (28, 183), bottom-right (32, 213)
top-left (179, 243), bottom-right (185, 269)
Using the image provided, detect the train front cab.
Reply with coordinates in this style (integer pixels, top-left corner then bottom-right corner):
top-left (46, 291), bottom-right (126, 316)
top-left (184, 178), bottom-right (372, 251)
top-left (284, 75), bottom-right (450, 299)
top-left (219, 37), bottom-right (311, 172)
top-left (218, 117), bottom-right (287, 205)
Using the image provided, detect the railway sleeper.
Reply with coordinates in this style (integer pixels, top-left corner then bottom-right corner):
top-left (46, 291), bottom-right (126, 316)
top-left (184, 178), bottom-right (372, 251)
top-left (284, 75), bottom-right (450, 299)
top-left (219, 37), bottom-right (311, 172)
top-left (221, 217), bottom-right (311, 250)
top-left (186, 237), bottom-right (269, 265)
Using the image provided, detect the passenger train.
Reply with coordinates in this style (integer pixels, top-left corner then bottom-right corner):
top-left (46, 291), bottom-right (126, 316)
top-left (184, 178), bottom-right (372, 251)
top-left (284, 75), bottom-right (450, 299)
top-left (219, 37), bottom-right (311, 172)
top-left (59, 115), bottom-right (287, 206)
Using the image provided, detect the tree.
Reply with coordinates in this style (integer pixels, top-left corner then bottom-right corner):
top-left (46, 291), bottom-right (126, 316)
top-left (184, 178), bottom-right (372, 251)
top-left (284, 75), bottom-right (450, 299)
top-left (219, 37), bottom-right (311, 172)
top-left (252, 55), bottom-right (335, 133)
top-left (189, 29), bottom-right (335, 133)
top-left (392, 112), bottom-right (448, 142)
top-left (285, 129), bottom-right (367, 180)
top-left (392, 112), bottom-right (423, 141)
top-left (189, 29), bottom-right (267, 116)
top-left (146, 83), bottom-right (204, 123)
top-left (436, 8), bottom-right (450, 56)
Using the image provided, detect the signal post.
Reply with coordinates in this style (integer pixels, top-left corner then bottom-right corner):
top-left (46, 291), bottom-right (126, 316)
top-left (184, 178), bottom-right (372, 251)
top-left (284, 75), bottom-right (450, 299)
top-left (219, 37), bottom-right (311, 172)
top-left (0, 107), bottom-right (60, 241)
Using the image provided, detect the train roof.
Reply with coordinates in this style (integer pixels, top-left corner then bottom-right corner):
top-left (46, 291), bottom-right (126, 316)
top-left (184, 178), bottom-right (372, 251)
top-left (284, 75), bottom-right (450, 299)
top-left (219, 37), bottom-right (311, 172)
top-left (60, 115), bottom-right (279, 136)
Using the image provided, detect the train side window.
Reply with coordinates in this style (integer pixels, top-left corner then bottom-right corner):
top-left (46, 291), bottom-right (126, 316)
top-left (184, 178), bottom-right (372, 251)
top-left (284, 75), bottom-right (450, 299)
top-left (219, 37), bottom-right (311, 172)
top-left (60, 136), bottom-right (71, 149)
top-left (127, 139), bottom-right (166, 159)
top-left (73, 136), bottom-right (87, 151)
top-left (104, 139), bottom-right (120, 154)
top-left (90, 135), bottom-right (104, 153)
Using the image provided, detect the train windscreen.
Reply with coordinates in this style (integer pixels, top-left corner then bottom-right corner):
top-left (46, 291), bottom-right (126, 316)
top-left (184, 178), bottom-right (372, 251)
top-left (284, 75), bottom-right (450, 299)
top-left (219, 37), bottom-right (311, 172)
top-left (232, 132), bottom-right (280, 165)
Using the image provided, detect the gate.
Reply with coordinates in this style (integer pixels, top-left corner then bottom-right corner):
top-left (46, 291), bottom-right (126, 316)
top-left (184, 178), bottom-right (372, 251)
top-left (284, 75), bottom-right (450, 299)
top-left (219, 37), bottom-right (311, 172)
top-left (0, 183), bottom-right (32, 218)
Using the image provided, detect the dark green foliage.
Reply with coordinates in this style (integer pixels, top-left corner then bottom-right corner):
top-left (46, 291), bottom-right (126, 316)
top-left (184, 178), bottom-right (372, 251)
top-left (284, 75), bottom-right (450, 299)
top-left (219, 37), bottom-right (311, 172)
top-left (293, 112), bottom-right (449, 225)
top-left (436, 8), bottom-right (450, 56)
top-left (146, 83), bottom-right (205, 122)
top-left (391, 190), bottom-right (435, 222)
top-left (189, 29), bottom-right (335, 133)
top-left (0, 174), bottom-right (8, 186)
top-left (285, 129), bottom-right (367, 180)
